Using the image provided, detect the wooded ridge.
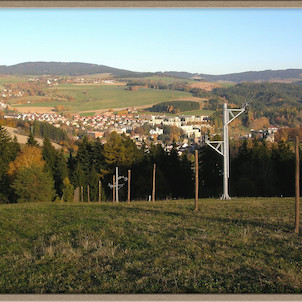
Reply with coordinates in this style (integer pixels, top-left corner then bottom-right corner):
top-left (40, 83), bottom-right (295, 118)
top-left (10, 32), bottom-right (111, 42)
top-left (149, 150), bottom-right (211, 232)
top-left (1, 62), bottom-right (302, 82)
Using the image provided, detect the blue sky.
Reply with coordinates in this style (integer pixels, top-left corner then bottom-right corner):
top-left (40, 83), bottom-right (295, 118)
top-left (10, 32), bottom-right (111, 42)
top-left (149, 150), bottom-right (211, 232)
top-left (0, 9), bottom-right (301, 74)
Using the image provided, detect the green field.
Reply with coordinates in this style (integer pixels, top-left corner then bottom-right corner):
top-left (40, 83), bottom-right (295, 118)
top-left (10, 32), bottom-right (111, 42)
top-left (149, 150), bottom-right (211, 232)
top-left (80, 112), bottom-right (96, 117)
top-left (12, 84), bottom-right (195, 113)
top-left (217, 82), bottom-right (236, 88)
top-left (0, 75), bottom-right (29, 90)
top-left (1, 198), bottom-right (301, 293)
top-left (9, 95), bottom-right (67, 105)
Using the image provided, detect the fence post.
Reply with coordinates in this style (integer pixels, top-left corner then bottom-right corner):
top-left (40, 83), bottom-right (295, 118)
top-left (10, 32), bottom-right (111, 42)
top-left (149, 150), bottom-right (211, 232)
top-left (98, 180), bottom-right (101, 203)
top-left (195, 150), bottom-right (199, 211)
top-left (295, 136), bottom-right (300, 234)
top-left (74, 187), bottom-right (79, 202)
top-left (152, 164), bottom-right (156, 202)
top-left (113, 175), bottom-right (115, 203)
top-left (81, 186), bottom-right (83, 203)
top-left (128, 170), bottom-right (131, 203)
top-left (87, 185), bottom-right (90, 203)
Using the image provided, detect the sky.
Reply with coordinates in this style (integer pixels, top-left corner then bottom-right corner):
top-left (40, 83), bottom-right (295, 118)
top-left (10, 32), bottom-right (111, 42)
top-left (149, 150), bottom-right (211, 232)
top-left (0, 8), bottom-right (302, 75)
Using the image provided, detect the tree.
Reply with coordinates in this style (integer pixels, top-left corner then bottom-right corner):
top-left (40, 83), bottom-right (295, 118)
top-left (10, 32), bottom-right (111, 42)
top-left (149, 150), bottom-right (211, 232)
top-left (87, 165), bottom-right (99, 201)
top-left (103, 132), bottom-right (129, 167)
top-left (11, 165), bottom-right (55, 203)
top-left (53, 149), bottom-right (69, 198)
top-left (8, 145), bottom-right (45, 178)
top-left (199, 145), bottom-right (223, 197)
top-left (0, 126), bottom-right (20, 203)
top-left (42, 136), bottom-right (57, 175)
top-left (27, 132), bottom-right (39, 147)
top-left (61, 177), bottom-right (74, 202)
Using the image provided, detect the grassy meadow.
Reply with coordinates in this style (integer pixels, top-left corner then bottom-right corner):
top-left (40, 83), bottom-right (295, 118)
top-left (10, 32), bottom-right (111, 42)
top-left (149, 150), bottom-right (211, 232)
top-left (12, 84), bottom-right (195, 113)
top-left (1, 197), bottom-right (302, 294)
top-left (0, 75), bottom-right (29, 90)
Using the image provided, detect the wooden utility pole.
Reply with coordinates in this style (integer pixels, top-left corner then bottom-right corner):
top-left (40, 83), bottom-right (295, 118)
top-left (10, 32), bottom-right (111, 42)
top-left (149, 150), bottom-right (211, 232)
top-left (127, 170), bottom-right (131, 203)
top-left (152, 164), bottom-right (156, 202)
top-left (195, 150), bottom-right (199, 211)
top-left (113, 175), bottom-right (115, 203)
top-left (98, 180), bottom-right (101, 203)
top-left (81, 186), bottom-right (83, 203)
top-left (295, 136), bottom-right (300, 234)
top-left (87, 185), bottom-right (90, 203)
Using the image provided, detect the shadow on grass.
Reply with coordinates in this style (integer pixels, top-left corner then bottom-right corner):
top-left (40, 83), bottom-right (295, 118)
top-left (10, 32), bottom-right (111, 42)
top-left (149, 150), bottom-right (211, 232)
top-left (124, 206), bottom-right (186, 218)
top-left (202, 216), bottom-right (294, 233)
top-left (125, 206), bottom-right (294, 233)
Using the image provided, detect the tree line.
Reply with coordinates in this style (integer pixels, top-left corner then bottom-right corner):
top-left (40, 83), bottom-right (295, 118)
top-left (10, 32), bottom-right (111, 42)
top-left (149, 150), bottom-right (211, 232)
top-left (0, 125), bottom-right (301, 204)
top-left (199, 138), bottom-right (302, 198)
top-left (149, 101), bottom-right (200, 114)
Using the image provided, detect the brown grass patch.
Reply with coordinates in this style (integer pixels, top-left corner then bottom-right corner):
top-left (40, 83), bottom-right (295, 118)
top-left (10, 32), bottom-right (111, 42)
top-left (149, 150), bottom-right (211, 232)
top-left (12, 106), bottom-right (55, 114)
top-left (188, 81), bottom-right (222, 91)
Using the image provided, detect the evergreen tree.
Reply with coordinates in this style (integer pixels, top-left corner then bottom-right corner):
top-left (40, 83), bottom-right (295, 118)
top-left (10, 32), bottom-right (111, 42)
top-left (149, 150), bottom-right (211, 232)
top-left (88, 165), bottom-right (99, 202)
top-left (27, 132), bottom-right (39, 147)
top-left (199, 145), bottom-right (223, 198)
top-left (53, 150), bottom-right (69, 197)
top-left (0, 126), bottom-right (20, 203)
top-left (42, 136), bottom-right (57, 176)
top-left (76, 136), bottom-right (91, 172)
top-left (271, 141), bottom-right (295, 196)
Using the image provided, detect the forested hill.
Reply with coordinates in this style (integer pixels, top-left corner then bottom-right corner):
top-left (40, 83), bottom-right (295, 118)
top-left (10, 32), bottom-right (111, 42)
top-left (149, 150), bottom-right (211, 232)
top-left (0, 62), bottom-right (154, 78)
top-left (162, 69), bottom-right (302, 83)
top-left (0, 62), bottom-right (302, 83)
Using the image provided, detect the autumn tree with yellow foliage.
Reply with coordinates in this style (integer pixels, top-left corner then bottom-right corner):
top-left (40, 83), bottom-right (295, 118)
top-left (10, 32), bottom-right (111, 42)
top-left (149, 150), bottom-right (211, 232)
top-left (8, 145), bottom-right (45, 177)
top-left (8, 145), bottom-right (55, 203)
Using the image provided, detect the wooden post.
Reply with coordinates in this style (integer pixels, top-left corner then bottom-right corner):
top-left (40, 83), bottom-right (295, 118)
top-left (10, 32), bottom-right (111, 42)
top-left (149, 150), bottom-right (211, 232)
top-left (113, 175), bottom-right (115, 203)
top-left (98, 180), bottom-right (101, 203)
top-left (195, 150), bottom-right (199, 211)
top-left (74, 187), bottom-right (79, 202)
top-left (87, 185), bottom-right (90, 203)
top-left (295, 136), bottom-right (300, 234)
top-left (127, 170), bottom-right (131, 203)
top-left (81, 186), bottom-right (83, 203)
top-left (152, 164), bottom-right (156, 202)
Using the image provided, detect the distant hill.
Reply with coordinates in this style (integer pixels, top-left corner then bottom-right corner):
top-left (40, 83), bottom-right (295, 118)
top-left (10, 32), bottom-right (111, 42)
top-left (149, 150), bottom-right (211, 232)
top-left (0, 62), bottom-right (302, 83)
top-left (162, 69), bottom-right (302, 83)
top-left (0, 62), bottom-right (154, 78)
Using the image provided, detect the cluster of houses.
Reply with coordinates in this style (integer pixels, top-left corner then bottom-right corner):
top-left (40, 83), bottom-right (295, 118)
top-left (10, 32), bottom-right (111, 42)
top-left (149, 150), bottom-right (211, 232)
top-left (2, 109), bottom-right (280, 155)
top-left (1, 88), bottom-right (24, 99)
top-left (2, 110), bottom-right (212, 149)
top-left (149, 115), bottom-right (211, 139)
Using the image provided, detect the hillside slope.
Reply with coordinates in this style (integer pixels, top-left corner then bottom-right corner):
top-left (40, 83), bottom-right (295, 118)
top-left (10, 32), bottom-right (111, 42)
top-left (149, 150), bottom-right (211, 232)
top-left (0, 198), bottom-right (301, 293)
top-left (4, 126), bottom-right (61, 149)
top-left (0, 62), bottom-right (302, 83)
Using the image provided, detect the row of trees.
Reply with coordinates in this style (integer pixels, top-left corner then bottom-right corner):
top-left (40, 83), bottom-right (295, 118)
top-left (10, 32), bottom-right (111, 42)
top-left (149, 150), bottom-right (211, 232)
top-left (0, 125), bottom-right (301, 204)
top-left (149, 101), bottom-right (200, 114)
top-left (199, 139), bottom-right (302, 197)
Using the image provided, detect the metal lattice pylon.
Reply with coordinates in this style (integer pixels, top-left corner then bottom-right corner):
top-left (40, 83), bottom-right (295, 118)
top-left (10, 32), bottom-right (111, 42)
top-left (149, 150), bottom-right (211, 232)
top-left (205, 102), bottom-right (249, 199)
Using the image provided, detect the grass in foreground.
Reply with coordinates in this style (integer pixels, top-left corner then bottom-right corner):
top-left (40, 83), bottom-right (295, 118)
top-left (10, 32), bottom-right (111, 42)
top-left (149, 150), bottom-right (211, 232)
top-left (0, 197), bottom-right (301, 294)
